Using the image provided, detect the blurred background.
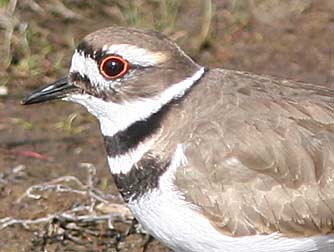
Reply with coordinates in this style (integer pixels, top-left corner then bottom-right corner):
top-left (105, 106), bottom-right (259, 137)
top-left (0, 0), bottom-right (333, 251)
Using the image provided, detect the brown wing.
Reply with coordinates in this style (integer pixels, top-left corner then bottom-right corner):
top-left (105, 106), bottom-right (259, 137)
top-left (173, 69), bottom-right (334, 237)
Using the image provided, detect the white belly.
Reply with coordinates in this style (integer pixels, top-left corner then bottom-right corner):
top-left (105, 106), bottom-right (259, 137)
top-left (129, 187), bottom-right (334, 252)
top-left (128, 163), bottom-right (334, 252)
top-left (123, 144), bottom-right (334, 252)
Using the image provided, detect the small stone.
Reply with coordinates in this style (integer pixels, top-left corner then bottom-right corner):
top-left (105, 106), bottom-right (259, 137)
top-left (0, 86), bottom-right (8, 96)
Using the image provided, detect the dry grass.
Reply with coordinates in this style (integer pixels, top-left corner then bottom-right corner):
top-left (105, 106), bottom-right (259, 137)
top-left (0, 163), bottom-right (139, 251)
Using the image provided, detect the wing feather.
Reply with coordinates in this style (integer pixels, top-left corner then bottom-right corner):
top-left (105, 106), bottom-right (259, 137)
top-left (173, 69), bottom-right (334, 237)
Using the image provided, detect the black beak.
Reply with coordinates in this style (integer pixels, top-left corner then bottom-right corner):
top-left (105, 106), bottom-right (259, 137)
top-left (21, 77), bottom-right (79, 105)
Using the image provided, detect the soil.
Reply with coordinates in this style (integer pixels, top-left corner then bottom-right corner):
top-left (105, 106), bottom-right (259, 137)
top-left (0, 0), bottom-right (334, 251)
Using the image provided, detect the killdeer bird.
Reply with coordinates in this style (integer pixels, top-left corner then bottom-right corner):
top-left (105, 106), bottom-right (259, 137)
top-left (22, 27), bottom-right (334, 252)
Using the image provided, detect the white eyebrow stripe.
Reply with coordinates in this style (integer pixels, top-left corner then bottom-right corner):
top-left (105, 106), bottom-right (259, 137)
top-left (102, 44), bottom-right (169, 66)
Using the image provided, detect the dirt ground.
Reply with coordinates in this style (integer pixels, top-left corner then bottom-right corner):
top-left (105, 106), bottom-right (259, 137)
top-left (0, 0), bottom-right (334, 251)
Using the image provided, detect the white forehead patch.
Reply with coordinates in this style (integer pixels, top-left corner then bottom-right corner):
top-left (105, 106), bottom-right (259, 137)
top-left (70, 50), bottom-right (113, 91)
top-left (102, 44), bottom-right (168, 67)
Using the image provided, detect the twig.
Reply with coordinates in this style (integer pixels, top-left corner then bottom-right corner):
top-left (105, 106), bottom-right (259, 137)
top-left (0, 163), bottom-right (128, 232)
top-left (21, 0), bottom-right (45, 14)
top-left (16, 165), bottom-right (117, 204)
top-left (0, 148), bottom-right (52, 160)
top-left (0, 211), bottom-right (131, 230)
top-left (48, 0), bottom-right (82, 20)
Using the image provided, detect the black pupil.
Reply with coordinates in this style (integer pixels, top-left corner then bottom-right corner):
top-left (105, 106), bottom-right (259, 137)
top-left (102, 58), bottom-right (124, 77)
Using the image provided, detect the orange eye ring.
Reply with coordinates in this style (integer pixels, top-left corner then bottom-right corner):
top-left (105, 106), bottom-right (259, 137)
top-left (99, 55), bottom-right (129, 79)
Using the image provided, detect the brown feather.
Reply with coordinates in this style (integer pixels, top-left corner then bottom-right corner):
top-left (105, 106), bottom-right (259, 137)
top-left (151, 69), bottom-right (334, 237)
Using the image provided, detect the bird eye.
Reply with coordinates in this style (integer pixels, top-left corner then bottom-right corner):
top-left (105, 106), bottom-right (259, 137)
top-left (99, 56), bottom-right (129, 79)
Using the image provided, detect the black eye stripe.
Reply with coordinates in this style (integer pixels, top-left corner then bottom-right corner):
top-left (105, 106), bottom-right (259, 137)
top-left (69, 72), bottom-right (91, 85)
top-left (69, 71), bottom-right (118, 99)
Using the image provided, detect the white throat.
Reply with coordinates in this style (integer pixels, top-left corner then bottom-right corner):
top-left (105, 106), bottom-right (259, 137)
top-left (65, 67), bottom-right (205, 174)
top-left (65, 67), bottom-right (205, 137)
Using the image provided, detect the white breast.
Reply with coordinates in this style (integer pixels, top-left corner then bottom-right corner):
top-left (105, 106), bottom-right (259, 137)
top-left (128, 145), bottom-right (334, 252)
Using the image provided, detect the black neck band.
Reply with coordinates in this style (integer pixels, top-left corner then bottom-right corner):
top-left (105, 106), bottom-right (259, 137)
top-left (103, 67), bottom-right (208, 158)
